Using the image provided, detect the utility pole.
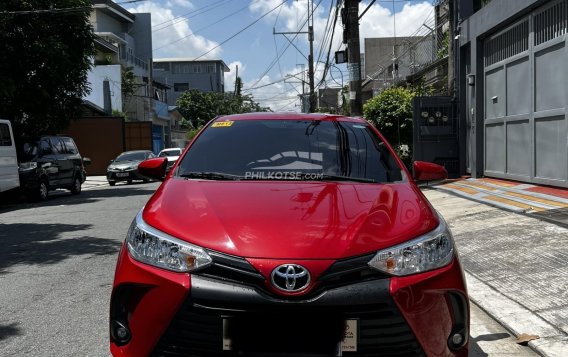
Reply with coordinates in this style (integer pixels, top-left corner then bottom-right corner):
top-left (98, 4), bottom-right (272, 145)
top-left (274, 0), bottom-right (315, 112)
top-left (345, 0), bottom-right (362, 116)
top-left (307, 0), bottom-right (315, 112)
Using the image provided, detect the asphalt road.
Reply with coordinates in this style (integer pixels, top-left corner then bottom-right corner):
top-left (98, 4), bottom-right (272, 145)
top-left (0, 182), bottom-right (538, 356)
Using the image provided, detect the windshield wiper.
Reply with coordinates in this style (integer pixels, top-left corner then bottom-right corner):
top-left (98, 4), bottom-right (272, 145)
top-left (318, 174), bottom-right (377, 183)
top-left (179, 171), bottom-right (243, 181)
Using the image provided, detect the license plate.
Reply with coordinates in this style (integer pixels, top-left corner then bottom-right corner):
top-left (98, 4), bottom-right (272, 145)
top-left (116, 173), bottom-right (129, 177)
top-left (221, 318), bottom-right (358, 352)
top-left (341, 319), bottom-right (358, 352)
top-left (222, 318), bottom-right (233, 351)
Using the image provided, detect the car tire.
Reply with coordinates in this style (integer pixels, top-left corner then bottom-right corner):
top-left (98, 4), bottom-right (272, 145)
top-left (108, 181), bottom-right (116, 186)
top-left (36, 179), bottom-right (49, 201)
top-left (127, 180), bottom-right (132, 185)
top-left (142, 179), bottom-right (149, 183)
top-left (70, 176), bottom-right (82, 195)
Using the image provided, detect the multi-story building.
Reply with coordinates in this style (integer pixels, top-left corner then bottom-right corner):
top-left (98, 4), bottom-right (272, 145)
top-left (457, 0), bottom-right (568, 188)
top-left (153, 58), bottom-right (230, 106)
top-left (87, 0), bottom-right (175, 153)
top-left (361, 37), bottom-right (417, 102)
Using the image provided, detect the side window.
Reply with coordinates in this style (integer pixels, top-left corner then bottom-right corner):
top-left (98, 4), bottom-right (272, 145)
top-left (0, 123), bottom-right (12, 146)
top-left (40, 140), bottom-right (53, 155)
top-left (49, 138), bottom-right (65, 154)
top-left (61, 138), bottom-right (78, 154)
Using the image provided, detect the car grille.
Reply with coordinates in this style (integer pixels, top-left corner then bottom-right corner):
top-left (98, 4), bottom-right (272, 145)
top-left (197, 251), bottom-right (387, 299)
top-left (151, 301), bottom-right (425, 357)
top-left (151, 252), bottom-right (424, 356)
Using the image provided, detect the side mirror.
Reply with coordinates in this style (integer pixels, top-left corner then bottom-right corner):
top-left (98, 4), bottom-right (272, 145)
top-left (413, 161), bottom-right (448, 183)
top-left (83, 157), bottom-right (92, 166)
top-left (138, 157), bottom-right (167, 181)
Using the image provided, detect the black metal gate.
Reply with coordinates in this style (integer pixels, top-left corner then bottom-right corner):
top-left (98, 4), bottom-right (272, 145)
top-left (412, 96), bottom-right (460, 178)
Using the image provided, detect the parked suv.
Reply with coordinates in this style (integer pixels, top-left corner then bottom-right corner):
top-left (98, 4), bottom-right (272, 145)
top-left (18, 136), bottom-right (89, 200)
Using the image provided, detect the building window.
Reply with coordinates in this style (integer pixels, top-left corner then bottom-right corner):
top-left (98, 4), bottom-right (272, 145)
top-left (174, 83), bottom-right (190, 92)
top-left (173, 64), bottom-right (190, 74)
top-left (193, 64), bottom-right (202, 73)
top-left (206, 65), bottom-right (216, 73)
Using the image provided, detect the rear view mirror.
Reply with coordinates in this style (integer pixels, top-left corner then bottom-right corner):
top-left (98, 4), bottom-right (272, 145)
top-left (83, 157), bottom-right (92, 166)
top-left (413, 161), bottom-right (448, 183)
top-left (138, 157), bottom-right (167, 181)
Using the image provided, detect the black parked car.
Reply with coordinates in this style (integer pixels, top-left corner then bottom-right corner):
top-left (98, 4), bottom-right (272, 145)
top-left (18, 136), bottom-right (90, 201)
top-left (107, 150), bottom-right (155, 186)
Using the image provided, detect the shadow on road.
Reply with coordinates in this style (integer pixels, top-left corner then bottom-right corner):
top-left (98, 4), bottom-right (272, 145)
top-left (0, 222), bottom-right (121, 274)
top-left (0, 323), bottom-right (22, 341)
top-left (0, 184), bottom-right (157, 214)
top-left (469, 332), bottom-right (511, 356)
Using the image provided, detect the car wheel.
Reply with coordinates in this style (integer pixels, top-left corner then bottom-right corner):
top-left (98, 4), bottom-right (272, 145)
top-left (142, 179), bottom-right (150, 183)
top-left (70, 176), bottom-right (82, 194)
top-left (127, 180), bottom-right (133, 185)
top-left (108, 181), bottom-right (116, 186)
top-left (36, 179), bottom-right (49, 201)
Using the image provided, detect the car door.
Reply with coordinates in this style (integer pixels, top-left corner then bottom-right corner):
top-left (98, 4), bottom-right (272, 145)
top-left (49, 137), bottom-right (74, 185)
top-left (38, 138), bottom-right (60, 186)
top-left (61, 137), bottom-right (82, 180)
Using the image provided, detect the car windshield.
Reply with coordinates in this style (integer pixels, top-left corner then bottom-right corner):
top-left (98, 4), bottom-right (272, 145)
top-left (159, 149), bottom-right (181, 157)
top-left (115, 152), bottom-right (147, 162)
top-left (176, 119), bottom-right (404, 183)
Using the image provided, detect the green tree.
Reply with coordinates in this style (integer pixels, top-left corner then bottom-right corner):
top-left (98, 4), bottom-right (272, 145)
top-left (0, 0), bottom-right (95, 137)
top-left (121, 66), bottom-right (136, 103)
top-left (176, 89), bottom-right (269, 128)
top-left (363, 86), bottom-right (416, 165)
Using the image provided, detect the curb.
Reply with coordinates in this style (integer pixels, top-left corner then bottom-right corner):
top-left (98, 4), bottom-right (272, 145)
top-left (466, 271), bottom-right (568, 356)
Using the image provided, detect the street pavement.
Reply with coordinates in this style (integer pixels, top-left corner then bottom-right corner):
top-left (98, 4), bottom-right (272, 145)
top-left (0, 176), bottom-right (564, 356)
top-left (424, 185), bottom-right (568, 357)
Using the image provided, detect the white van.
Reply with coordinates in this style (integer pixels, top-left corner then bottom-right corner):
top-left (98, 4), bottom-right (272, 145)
top-left (0, 119), bottom-right (19, 193)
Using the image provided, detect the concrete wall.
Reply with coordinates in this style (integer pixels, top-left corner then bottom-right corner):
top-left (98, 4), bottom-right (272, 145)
top-left (132, 13), bottom-right (152, 66)
top-left (90, 11), bottom-right (123, 34)
top-left (85, 65), bottom-right (122, 112)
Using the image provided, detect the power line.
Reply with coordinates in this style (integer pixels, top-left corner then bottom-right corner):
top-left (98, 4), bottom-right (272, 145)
top-left (191, 0), bottom-right (288, 62)
top-left (152, 0), bottom-right (231, 33)
top-left (152, 3), bottom-right (249, 53)
top-left (247, 0), bottom-right (324, 93)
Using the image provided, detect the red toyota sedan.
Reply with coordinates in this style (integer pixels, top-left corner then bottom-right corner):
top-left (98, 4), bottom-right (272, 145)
top-left (110, 113), bottom-right (469, 357)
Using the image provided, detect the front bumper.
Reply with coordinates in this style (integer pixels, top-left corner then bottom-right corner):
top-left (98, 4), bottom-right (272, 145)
top-left (107, 169), bottom-right (145, 182)
top-left (110, 244), bottom-right (469, 357)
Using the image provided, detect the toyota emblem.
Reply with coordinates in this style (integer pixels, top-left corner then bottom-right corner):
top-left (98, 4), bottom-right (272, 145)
top-left (271, 264), bottom-right (311, 292)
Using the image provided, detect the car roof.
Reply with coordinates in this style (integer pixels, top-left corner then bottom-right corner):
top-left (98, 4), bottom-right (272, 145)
top-left (212, 112), bottom-right (365, 123)
top-left (121, 150), bottom-right (151, 154)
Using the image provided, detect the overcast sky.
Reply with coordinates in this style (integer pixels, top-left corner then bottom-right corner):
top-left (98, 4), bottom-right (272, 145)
top-left (125, 0), bottom-right (434, 111)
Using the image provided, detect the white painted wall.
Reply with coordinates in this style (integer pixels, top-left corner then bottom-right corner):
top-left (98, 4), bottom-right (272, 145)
top-left (85, 65), bottom-right (122, 112)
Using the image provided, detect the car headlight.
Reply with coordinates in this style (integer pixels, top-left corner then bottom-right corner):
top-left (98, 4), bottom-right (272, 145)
top-left (368, 214), bottom-right (454, 276)
top-left (19, 162), bottom-right (38, 171)
top-left (126, 210), bottom-right (212, 272)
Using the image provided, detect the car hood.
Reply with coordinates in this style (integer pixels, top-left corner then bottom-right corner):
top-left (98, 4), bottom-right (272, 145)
top-left (108, 161), bottom-right (142, 170)
top-left (142, 178), bottom-right (439, 259)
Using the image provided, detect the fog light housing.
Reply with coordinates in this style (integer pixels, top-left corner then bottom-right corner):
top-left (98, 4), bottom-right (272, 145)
top-left (111, 320), bottom-right (131, 345)
top-left (451, 333), bottom-right (464, 346)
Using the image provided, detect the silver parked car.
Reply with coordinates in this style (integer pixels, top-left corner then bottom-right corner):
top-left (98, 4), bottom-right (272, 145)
top-left (107, 150), bottom-right (155, 186)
